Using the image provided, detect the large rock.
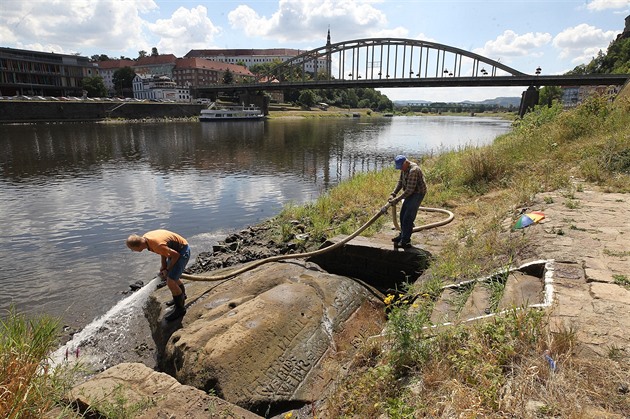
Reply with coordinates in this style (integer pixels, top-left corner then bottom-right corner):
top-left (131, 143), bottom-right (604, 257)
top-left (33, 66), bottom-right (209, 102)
top-left (153, 260), bottom-right (385, 416)
top-left (67, 362), bottom-right (261, 418)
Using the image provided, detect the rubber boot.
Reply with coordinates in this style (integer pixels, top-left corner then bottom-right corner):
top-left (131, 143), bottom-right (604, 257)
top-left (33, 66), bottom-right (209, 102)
top-left (165, 283), bottom-right (186, 306)
top-left (165, 293), bottom-right (186, 322)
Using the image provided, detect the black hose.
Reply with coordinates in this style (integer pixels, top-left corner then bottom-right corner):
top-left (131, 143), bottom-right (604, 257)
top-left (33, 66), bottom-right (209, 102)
top-left (181, 202), bottom-right (454, 283)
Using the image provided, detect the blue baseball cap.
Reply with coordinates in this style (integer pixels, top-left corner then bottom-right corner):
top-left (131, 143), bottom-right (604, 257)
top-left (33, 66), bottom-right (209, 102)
top-left (394, 155), bottom-right (406, 169)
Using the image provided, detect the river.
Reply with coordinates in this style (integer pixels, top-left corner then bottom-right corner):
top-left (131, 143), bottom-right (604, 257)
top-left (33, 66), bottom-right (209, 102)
top-left (0, 115), bottom-right (511, 334)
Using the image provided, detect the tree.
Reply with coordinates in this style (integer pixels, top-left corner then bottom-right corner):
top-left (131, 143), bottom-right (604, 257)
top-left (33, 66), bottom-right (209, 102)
top-left (90, 54), bottom-right (110, 62)
top-left (82, 76), bottom-right (108, 97)
top-left (222, 69), bottom-right (234, 84)
top-left (377, 96), bottom-right (393, 111)
top-left (151, 47), bottom-right (159, 57)
top-left (298, 90), bottom-right (317, 108)
top-left (539, 86), bottom-right (563, 107)
top-left (112, 67), bottom-right (136, 96)
top-left (250, 59), bottom-right (284, 80)
top-left (138, 50), bottom-right (147, 59)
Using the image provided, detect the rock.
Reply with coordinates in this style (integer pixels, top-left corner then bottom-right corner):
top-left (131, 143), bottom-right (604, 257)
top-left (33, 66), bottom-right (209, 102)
top-left (129, 280), bottom-right (144, 291)
top-left (151, 261), bottom-right (385, 416)
top-left (66, 362), bottom-right (261, 418)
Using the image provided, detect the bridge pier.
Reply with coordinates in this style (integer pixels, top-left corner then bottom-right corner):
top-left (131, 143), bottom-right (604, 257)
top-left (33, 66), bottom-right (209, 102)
top-left (518, 86), bottom-right (539, 117)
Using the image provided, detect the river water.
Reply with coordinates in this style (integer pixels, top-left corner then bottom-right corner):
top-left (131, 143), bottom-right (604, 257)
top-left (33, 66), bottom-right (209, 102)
top-left (0, 115), bottom-right (511, 333)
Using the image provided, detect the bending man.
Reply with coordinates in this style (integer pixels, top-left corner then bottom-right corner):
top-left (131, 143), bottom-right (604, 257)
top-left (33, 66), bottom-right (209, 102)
top-left (126, 229), bottom-right (190, 321)
top-left (389, 155), bottom-right (427, 248)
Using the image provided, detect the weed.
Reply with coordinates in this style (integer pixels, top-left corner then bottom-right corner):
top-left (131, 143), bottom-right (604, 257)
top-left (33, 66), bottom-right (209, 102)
top-left (604, 249), bottom-right (630, 258)
top-left (82, 383), bottom-right (157, 418)
top-left (484, 269), bottom-right (509, 312)
top-left (608, 345), bottom-right (627, 361)
top-left (544, 196), bottom-right (554, 204)
top-left (613, 274), bottom-right (630, 288)
top-left (564, 199), bottom-right (580, 209)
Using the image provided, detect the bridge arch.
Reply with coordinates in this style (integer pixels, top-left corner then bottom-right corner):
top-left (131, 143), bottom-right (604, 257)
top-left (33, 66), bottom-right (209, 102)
top-left (262, 38), bottom-right (526, 84)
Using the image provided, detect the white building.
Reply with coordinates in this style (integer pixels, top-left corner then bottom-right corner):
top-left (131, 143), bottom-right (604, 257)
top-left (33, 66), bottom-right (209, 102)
top-left (96, 59), bottom-right (136, 96)
top-left (184, 48), bottom-right (330, 77)
top-left (132, 75), bottom-right (191, 102)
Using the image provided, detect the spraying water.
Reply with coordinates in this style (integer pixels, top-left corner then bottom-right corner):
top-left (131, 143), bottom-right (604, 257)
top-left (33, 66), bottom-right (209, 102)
top-left (50, 276), bottom-right (160, 372)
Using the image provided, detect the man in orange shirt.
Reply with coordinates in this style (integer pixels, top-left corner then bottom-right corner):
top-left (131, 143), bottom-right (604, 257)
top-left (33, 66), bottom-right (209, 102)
top-left (126, 229), bottom-right (190, 322)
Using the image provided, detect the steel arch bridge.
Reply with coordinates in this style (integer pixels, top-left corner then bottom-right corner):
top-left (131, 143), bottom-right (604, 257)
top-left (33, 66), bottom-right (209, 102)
top-left (198, 37), bottom-right (628, 113)
top-left (266, 37), bottom-right (526, 84)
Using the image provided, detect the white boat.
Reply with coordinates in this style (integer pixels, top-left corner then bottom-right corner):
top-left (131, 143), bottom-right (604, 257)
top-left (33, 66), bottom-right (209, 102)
top-left (199, 102), bottom-right (265, 121)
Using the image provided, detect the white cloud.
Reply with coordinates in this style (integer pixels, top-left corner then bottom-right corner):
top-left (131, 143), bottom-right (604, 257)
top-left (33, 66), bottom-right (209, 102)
top-left (553, 23), bottom-right (619, 62)
top-left (228, 0), bottom-right (389, 42)
top-left (414, 33), bottom-right (437, 43)
top-left (147, 6), bottom-right (221, 56)
top-left (0, 0), bottom-right (158, 56)
top-left (587, 0), bottom-right (630, 11)
top-left (474, 30), bottom-right (552, 61)
top-left (371, 27), bottom-right (409, 38)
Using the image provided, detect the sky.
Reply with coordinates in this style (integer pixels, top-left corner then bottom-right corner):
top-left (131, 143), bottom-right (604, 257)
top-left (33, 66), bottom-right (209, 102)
top-left (1, 0), bottom-right (629, 102)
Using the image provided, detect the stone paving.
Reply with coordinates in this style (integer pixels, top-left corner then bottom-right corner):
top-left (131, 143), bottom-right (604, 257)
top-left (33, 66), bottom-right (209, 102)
top-left (525, 185), bottom-right (630, 358)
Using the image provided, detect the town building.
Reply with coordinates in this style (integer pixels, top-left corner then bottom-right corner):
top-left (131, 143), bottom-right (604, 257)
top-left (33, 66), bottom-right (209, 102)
top-left (132, 74), bottom-right (191, 102)
top-left (0, 47), bottom-right (98, 97)
top-left (97, 59), bottom-right (136, 95)
top-left (561, 84), bottom-right (621, 108)
top-left (133, 54), bottom-right (178, 79)
top-left (184, 47), bottom-right (330, 78)
top-left (172, 57), bottom-right (256, 87)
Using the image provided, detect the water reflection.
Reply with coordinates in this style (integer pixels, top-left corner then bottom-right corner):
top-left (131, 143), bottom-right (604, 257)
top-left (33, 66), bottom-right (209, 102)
top-left (0, 116), bottom-right (511, 328)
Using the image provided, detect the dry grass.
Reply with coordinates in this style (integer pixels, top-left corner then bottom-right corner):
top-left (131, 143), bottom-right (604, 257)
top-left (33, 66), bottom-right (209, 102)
top-left (324, 308), bottom-right (630, 418)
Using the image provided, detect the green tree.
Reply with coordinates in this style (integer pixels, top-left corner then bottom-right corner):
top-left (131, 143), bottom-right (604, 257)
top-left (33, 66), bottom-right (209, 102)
top-left (112, 67), bottom-right (136, 96)
top-left (298, 90), bottom-right (317, 107)
top-left (357, 98), bottom-right (371, 108)
top-left (137, 50), bottom-right (147, 59)
top-left (250, 59), bottom-right (284, 80)
top-left (539, 86), bottom-right (563, 106)
top-left (90, 54), bottom-right (110, 62)
top-left (222, 69), bottom-right (234, 84)
top-left (377, 96), bottom-right (393, 111)
top-left (151, 47), bottom-right (159, 56)
top-left (82, 76), bottom-right (107, 97)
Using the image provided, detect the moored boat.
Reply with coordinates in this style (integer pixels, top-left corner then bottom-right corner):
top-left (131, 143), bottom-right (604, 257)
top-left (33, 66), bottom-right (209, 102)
top-left (199, 102), bottom-right (265, 121)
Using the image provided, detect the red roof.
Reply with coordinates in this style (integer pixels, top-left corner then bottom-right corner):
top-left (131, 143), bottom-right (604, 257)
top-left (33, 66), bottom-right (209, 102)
top-left (135, 54), bottom-right (178, 66)
top-left (97, 59), bottom-right (136, 69)
top-left (175, 58), bottom-right (254, 76)
top-left (185, 48), bottom-right (302, 58)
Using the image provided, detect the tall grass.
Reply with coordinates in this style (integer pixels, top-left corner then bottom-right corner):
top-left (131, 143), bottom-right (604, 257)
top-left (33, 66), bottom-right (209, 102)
top-left (0, 307), bottom-right (60, 418)
top-left (276, 168), bottom-right (394, 244)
